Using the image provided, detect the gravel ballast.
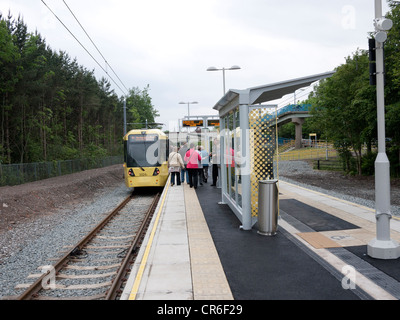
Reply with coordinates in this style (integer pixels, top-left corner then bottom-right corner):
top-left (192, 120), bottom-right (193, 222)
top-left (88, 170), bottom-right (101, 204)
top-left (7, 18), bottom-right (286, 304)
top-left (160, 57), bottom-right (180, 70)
top-left (0, 184), bottom-right (131, 299)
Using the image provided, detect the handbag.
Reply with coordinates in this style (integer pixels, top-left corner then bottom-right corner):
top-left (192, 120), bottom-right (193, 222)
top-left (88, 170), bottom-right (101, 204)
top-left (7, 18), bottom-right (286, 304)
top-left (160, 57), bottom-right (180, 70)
top-left (169, 166), bottom-right (181, 173)
top-left (169, 152), bottom-right (181, 173)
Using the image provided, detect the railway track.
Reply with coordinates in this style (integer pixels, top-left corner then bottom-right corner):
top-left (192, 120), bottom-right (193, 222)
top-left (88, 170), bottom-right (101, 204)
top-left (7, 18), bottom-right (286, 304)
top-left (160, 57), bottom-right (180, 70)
top-left (14, 192), bottom-right (160, 300)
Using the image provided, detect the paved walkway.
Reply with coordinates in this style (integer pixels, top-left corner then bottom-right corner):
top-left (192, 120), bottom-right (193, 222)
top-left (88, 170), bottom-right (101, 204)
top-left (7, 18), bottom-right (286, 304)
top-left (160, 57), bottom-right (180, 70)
top-left (121, 183), bottom-right (232, 300)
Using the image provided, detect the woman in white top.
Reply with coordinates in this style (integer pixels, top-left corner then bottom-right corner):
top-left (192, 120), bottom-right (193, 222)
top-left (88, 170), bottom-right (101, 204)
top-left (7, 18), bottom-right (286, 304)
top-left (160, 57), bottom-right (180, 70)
top-left (168, 146), bottom-right (185, 186)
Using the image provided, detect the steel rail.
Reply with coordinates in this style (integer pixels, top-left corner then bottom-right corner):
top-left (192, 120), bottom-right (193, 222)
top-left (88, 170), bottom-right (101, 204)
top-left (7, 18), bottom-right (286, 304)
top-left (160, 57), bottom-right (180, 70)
top-left (105, 193), bottom-right (160, 300)
top-left (16, 193), bottom-right (134, 300)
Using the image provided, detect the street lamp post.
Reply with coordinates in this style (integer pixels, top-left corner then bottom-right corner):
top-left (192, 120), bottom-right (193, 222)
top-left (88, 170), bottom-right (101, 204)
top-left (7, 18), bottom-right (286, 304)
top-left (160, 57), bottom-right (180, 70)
top-left (367, 0), bottom-right (400, 259)
top-left (207, 65), bottom-right (241, 95)
top-left (123, 98), bottom-right (127, 136)
top-left (179, 101), bottom-right (198, 117)
top-left (179, 101), bottom-right (198, 134)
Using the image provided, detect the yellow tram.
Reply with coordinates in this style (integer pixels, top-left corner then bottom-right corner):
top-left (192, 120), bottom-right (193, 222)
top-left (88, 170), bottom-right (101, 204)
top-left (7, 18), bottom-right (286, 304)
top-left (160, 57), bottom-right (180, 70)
top-left (123, 129), bottom-right (169, 188)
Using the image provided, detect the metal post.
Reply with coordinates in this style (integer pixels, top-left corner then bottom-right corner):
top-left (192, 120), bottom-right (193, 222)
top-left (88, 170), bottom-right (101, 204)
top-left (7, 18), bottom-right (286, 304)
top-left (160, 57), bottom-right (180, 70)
top-left (222, 68), bottom-right (226, 95)
top-left (219, 117), bottom-right (226, 204)
top-left (207, 66), bottom-right (240, 95)
top-left (240, 104), bottom-right (252, 231)
top-left (367, 0), bottom-right (400, 259)
top-left (123, 98), bottom-right (127, 136)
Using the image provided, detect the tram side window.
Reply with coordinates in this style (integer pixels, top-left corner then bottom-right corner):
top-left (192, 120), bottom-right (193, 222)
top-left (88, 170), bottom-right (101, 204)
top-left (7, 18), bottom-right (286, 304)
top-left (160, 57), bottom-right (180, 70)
top-left (124, 140), bottom-right (128, 164)
top-left (159, 139), bottom-right (168, 162)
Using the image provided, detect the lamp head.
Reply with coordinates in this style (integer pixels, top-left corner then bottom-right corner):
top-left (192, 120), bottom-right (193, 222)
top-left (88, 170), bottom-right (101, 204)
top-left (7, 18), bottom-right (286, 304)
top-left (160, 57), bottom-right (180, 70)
top-left (229, 65), bottom-right (241, 70)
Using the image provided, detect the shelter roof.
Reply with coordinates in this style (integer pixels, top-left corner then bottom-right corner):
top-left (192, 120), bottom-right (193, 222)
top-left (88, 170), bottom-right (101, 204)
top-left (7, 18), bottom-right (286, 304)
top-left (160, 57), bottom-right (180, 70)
top-left (213, 71), bottom-right (335, 114)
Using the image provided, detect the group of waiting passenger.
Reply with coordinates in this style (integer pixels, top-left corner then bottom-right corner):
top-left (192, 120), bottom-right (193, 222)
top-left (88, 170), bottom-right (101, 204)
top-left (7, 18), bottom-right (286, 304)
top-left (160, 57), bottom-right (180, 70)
top-left (168, 142), bottom-right (218, 189)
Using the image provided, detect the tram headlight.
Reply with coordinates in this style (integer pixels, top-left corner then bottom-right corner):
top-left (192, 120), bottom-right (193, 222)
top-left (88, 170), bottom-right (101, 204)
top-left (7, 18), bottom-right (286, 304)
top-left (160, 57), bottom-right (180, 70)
top-left (153, 168), bottom-right (160, 176)
top-left (128, 169), bottom-right (135, 177)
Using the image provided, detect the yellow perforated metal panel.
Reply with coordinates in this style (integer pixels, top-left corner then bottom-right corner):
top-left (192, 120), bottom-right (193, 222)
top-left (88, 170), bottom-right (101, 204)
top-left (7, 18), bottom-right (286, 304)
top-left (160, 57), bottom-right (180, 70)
top-left (249, 107), bottom-right (277, 217)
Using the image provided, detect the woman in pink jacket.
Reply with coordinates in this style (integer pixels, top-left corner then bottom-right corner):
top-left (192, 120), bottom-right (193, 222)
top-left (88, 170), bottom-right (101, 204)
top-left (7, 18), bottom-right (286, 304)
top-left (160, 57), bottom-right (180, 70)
top-left (184, 143), bottom-right (202, 189)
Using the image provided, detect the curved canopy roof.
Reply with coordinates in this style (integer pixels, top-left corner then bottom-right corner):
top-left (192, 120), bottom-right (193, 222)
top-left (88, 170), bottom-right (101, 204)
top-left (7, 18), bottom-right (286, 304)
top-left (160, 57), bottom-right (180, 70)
top-left (213, 71), bottom-right (335, 115)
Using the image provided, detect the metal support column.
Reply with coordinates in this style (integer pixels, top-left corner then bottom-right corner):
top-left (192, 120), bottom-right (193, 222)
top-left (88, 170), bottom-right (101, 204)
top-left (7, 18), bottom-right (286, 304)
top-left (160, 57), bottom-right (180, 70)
top-left (123, 98), bottom-right (127, 136)
top-left (218, 117), bottom-right (227, 205)
top-left (367, 0), bottom-right (400, 259)
top-left (239, 104), bottom-right (252, 231)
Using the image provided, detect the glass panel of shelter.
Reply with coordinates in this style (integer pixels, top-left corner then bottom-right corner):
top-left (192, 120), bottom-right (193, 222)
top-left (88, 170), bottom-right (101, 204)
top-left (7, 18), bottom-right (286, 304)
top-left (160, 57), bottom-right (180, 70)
top-left (234, 108), bottom-right (242, 208)
top-left (221, 108), bottom-right (242, 208)
top-left (223, 116), bottom-right (229, 194)
top-left (220, 104), bottom-right (278, 219)
top-left (228, 112), bottom-right (235, 201)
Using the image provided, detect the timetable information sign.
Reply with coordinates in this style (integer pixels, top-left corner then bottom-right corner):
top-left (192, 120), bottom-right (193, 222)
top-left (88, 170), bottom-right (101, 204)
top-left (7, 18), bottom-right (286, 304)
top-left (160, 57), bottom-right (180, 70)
top-left (182, 120), bottom-right (204, 127)
top-left (207, 119), bottom-right (220, 127)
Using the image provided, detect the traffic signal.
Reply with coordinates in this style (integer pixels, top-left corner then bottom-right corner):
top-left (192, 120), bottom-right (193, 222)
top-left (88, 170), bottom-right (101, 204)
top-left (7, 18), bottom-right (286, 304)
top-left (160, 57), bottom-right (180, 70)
top-left (369, 38), bottom-right (376, 86)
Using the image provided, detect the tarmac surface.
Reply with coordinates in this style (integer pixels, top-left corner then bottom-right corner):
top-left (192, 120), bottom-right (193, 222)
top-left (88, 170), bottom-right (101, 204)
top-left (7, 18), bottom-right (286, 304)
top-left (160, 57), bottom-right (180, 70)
top-left (122, 179), bottom-right (400, 301)
top-left (197, 185), bottom-right (359, 300)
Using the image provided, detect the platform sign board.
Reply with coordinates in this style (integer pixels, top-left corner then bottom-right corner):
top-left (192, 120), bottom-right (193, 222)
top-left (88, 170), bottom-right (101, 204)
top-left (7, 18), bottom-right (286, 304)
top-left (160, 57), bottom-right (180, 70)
top-left (182, 120), bottom-right (204, 127)
top-left (207, 119), bottom-right (220, 127)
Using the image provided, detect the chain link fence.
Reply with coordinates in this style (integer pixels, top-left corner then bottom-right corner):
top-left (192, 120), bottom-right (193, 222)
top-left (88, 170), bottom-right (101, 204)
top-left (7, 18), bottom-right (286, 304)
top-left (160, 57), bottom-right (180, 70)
top-left (0, 156), bottom-right (123, 187)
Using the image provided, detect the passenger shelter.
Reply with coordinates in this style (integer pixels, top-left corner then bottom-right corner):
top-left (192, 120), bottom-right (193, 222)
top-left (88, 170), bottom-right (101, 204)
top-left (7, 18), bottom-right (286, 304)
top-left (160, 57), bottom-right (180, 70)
top-left (213, 72), bottom-right (335, 230)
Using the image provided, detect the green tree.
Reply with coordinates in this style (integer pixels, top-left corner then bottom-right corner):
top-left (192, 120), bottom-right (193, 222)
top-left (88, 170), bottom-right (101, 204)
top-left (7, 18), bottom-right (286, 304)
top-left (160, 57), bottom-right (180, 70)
top-left (126, 86), bottom-right (160, 129)
top-left (0, 12), bottom-right (159, 166)
top-left (384, 1), bottom-right (400, 175)
top-left (385, 0), bottom-right (400, 105)
top-left (308, 50), bottom-right (376, 175)
top-left (0, 18), bottom-right (21, 163)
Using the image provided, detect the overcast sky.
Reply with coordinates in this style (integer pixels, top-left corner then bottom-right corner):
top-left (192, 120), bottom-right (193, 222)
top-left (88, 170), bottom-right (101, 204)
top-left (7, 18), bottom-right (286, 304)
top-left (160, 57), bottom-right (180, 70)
top-left (0, 0), bottom-right (391, 131)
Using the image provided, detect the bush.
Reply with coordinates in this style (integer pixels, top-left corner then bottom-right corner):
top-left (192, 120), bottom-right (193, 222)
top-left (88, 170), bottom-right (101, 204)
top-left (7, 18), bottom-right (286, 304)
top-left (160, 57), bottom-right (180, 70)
top-left (388, 147), bottom-right (400, 178)
top-left (361, 152), bottom-right (377, 176)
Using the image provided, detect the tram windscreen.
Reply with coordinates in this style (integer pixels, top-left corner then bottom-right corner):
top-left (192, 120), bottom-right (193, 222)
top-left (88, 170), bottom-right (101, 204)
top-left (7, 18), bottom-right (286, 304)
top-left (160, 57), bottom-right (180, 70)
top-left (126, 134), bottom-right (161, 167)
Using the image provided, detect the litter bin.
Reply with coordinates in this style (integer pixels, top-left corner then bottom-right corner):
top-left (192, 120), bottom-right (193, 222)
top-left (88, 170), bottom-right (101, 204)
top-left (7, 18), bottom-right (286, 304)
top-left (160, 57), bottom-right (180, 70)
top-left (257, 180), bottom-right (279, 236)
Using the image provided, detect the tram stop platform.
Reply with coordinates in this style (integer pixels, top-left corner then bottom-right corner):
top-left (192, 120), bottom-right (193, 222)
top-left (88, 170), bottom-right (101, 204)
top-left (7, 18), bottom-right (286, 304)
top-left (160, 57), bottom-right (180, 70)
top-left (121, 179), bottom-right (400, 300)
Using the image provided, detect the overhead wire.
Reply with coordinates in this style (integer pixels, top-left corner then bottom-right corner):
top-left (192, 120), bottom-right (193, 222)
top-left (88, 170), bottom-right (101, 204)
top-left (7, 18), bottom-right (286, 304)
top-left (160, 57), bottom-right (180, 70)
top-left (40, 0), bottom-right (128, 96)
top-left (62, 0), bottom-right (129, 94)
top-left (276, 85), bottom-right (315, 109)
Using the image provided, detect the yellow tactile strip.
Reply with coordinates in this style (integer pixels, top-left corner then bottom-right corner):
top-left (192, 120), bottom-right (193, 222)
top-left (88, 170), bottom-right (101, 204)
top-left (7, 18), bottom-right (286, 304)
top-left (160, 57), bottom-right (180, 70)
top-left (279, 180), bottom-right (400, 247)
top-left (184, 184), bottom-right (234, 300)
top-left (321, 229), bottom-right (377, 247)
top-left (297, 232), bottom-right (341, 249)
